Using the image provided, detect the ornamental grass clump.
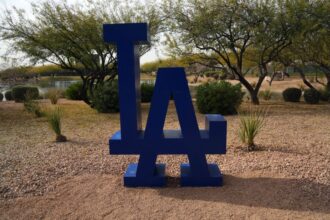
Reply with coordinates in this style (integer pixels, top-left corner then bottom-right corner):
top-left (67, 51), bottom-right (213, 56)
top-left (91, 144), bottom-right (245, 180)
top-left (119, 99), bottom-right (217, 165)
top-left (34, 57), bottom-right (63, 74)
top-left (238, 107), bottom-right (267, 151)
top-left (259, 89), bottom-right (272, 101)
top-left (48, 107), bottom-right (67, 142)
top-left (46, 89), bottom-right (63, 104)
top-left (24, 91), bottom-right (45, 117)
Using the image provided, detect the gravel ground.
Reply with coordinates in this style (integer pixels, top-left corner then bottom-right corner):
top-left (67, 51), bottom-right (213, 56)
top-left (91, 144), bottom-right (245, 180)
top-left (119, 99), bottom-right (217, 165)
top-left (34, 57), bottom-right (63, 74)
top-left (0, 99), bottom-right (329, 219)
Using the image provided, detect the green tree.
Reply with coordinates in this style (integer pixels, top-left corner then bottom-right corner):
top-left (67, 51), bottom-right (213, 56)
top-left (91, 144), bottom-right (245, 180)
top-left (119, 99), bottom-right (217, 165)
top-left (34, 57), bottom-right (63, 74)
top-left (277, 0), bottom-right (330, 90)
top-left (163, 0), bottom-right (300, 104)
top-left (0, 0), bottom-right (162, 103)
top-left (246, 0), bottom-right (298, 97)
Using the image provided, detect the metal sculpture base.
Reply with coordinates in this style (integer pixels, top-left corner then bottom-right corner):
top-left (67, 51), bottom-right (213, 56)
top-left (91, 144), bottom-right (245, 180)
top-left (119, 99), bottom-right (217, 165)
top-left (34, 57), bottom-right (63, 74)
top-left (124, 163), bottom-right (166, 187)
top-left (122, 162), bottom-right (223, 187)
top-left (180, 163), bottom-right (223, 187)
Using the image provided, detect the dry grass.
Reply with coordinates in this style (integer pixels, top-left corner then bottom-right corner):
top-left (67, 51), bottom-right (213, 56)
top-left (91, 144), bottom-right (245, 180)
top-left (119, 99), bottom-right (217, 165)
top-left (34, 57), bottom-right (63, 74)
top-left (0, 99), bottom-right (329, 219)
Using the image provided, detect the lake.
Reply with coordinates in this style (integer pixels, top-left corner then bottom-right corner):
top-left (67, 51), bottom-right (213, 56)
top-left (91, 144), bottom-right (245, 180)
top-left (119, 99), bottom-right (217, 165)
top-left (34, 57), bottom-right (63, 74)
top-left (0, 79), bottom-right (79, 101)
top-left (0, 78), bottom-right (156, 101)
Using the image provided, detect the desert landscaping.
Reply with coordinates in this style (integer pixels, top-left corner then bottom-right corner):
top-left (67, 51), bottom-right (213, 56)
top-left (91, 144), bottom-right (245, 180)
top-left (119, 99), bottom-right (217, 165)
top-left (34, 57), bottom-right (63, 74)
top-left (0, 98), bottom-right (329, 219)
top-left (1, 0), bottom-right (330, 219)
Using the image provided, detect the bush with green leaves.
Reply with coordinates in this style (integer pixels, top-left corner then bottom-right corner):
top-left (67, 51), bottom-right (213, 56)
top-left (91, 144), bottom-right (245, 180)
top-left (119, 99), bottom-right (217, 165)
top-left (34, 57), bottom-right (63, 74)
top-left (238, 107), bottom-right (267, 151)
top-left (282, 88), bottom-right (302, 102)
top-left (319, 88), bottom-right (330, 102)
top-left (0, 93), bottom-right (3, 101)
top-left (141, 83), bottom-right (154, 103)
top-left (90, 81), bottom-right (119, 113)
top-left (12, 86), bottom-right (39, 102)
top-left (5, 90), bottom-right (13, 101)
top-left (304, 89), bottom-right (320, 104)
top-left (47, 107), bottom-right (66, 142)
top-left (259, 89), bottom-right (272, 101)
top-left (196, 81), bottom-right (244, 115)
top-left (65, 81), bottom-right (83, 100)
top-left (46, 89), bottom-right (64, 104)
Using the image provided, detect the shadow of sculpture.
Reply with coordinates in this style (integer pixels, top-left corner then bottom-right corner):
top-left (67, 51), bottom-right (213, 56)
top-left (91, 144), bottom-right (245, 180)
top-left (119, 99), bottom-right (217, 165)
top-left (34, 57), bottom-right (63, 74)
top-left (157, 175), bottom-right (330, 213)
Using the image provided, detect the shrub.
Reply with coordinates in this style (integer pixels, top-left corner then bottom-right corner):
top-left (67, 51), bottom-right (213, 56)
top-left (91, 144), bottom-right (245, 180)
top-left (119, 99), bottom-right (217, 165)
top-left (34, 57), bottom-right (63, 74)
top-left (282, 88), bottom-right (302, 102)
top-left (141, 83), bottom-right (154, 103)
top-left (12, 86), bottom-right (39, 102)
top-left (46, 89), bottom-right (64, 104)
top-left (5, 90), bottom-right (13, 101)
top-left (259, 89), bottom-right (272, 101)
top-left (90, 81), bottom-right (119, 113)
top-left (47, 107), bottom-right (66, 142)
top-left (304, 89), bottom-right (320, 104)
top-left (65, 81), bottom-right (83, 100)
top-left (196, 81), bottom-right (244, 115)
top-left (0, 93), bottom-right (3, 101)
top-left (238, 107), bottom-right (267, 151)
top-left (319, 88), bottom-right (330, 102)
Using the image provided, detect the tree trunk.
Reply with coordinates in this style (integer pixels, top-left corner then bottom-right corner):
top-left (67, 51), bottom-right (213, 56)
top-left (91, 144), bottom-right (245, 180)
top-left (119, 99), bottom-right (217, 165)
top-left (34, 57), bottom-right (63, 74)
top-left (236, 73), bottom-right (260, 105)
top-left (318, 64), bottom-right (330, 90)
top-left (81, 79), bottom-right (90, 105)
top-left (249, 89), bottom-right (260, 105)
top-left (296, 67), bottom-right (317, 91)
top-left (325, 73), bottom-right (330, 90)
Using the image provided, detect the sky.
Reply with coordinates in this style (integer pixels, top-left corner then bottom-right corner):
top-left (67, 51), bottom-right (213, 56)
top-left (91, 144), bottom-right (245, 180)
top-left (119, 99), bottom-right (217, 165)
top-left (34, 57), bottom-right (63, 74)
top-left (0, 0), bottom-right (165, 69)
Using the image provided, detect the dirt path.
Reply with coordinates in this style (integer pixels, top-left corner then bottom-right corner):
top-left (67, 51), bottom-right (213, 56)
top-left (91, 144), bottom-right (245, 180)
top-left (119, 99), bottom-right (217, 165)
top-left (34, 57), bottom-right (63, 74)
top-left (1, 172), bottom-right (329, 220)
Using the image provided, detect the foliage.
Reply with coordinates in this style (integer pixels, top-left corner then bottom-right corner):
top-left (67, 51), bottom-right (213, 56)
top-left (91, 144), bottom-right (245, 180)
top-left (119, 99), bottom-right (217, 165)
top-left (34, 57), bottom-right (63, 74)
top-left (319, 88), bottom-right (330, 102)
top-left (141, 83), bottom-right (154, 103)
top-left (282, 88), bottom-right (302, 102)
top-left (304, 89), bottom-right (320, 104)
top-left (163, 0), bottom-right (298, 104)
top-left (276, 0), bottom-right (330, 90)
top-left (0, 0), bottom-right (162, 103)
top-left (4, 90), bottom-right (13, 101)
top-left (46, 89), bottom-right (64, 104)
top-left (196, 81), bottom-right (244, 115)
top-left (0, 66), bottom-right (31, 80)
top-left (23, 91), bottom-right (45, 117)
top-left (238, 107), bottom-right (267, 151)
top-left (65, 82), bottom-right (83, 100)
top-left (0, 93), bottom-right (3, 101)
top-left (90, 81), bottom-right (119, 113)
top-left (47, 107), bottom-right (66, 142)
top-left (259, 89), bottom-right (273, 101)
top-left (12, 86), bottom-right (39, 102)
top-left (141, 58), bottom-right (189, 73)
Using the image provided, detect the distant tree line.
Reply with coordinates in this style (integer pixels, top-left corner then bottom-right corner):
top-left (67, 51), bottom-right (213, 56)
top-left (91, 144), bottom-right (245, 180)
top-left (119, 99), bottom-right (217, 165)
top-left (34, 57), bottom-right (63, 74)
top-left (0, 65), bottom-right (79, 81)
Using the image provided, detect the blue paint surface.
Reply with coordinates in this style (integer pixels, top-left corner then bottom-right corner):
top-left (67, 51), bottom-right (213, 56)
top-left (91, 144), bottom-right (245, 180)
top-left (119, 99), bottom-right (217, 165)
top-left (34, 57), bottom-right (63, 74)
top-left (104, 23), bottom-right (227, 187)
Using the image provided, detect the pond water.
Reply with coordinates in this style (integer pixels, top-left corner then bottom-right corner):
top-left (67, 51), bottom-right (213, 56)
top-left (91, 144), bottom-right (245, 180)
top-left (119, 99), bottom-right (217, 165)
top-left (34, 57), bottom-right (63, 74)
top-left (0, 80), bottom-right (79, 101)
top-left (0, 79), bottom-right (156, 101)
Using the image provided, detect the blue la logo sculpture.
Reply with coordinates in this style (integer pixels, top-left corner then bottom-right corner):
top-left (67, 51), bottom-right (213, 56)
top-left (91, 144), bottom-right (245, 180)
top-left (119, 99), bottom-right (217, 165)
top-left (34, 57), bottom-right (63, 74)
top-left (104, 23), bottom-right (227, 187)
